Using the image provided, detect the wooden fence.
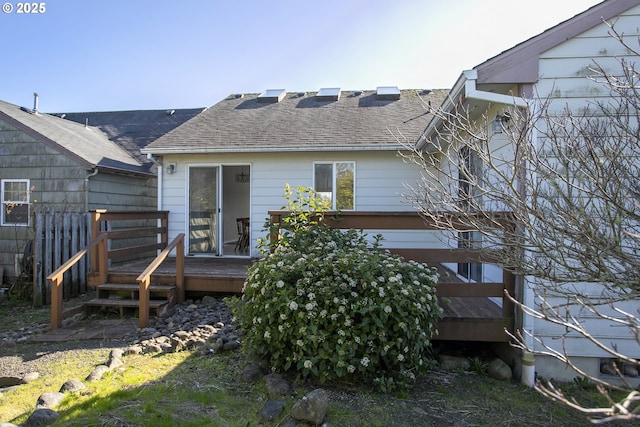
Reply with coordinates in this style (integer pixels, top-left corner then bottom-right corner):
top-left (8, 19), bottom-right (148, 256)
top-left (33, 212), bottom-right (91, 305)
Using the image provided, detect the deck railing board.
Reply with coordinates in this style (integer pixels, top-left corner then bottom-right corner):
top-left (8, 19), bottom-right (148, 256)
top-left (269, 210), bottom-right (518, 342)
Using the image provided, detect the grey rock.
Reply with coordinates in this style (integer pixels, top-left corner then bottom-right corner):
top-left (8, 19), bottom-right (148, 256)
top-left (223, 340), bottom-right (241, 351)
top-left (25, 408), bottom-right (59, 426)
top-left (124, 345), bottom-right (143, 355)
top-left (21, 372), bottom-right (40, 384)
top-left (213, 337), bottom-right (225, 351)
top-left (290, 388), bottom-right (329, 425)
top-left (36, 391), bottom-right (65, 408)
top-left (260, 399), bottom-right (285, 420)
top-left (488, 358), bottom-right (512, 381)
top-left (264, 373), bottom-right (293, 398)
top-left (109, 349), bottom-right (124, 360)
top-left (438, 355), bottom-right (470, 371)
top-left (59, 379), bottom-right (86, 393)
top-left (202, 295), bottom-right (218, 305)
top-left (86, 365), bottom-right (110, 382)
top-left (144, 343), bottom-right (163, 354)
top-left (242, 362), bottom-right (265, 382)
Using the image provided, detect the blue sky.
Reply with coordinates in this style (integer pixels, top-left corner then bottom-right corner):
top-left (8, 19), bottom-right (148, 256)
top-left (1, 0), bottom-right (601, 112)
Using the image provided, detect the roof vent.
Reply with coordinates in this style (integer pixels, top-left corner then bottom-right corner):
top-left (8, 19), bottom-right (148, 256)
top-left (376, 86), bottom-right (401, 100)
top-left (316, 87), bottom-right (341, 101)
top-left (258, 89), bottom-right (286, 103)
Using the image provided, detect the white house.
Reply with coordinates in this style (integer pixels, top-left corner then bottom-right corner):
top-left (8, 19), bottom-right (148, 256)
top-left (142, 87), bottom-right (447, 259)
top-left (418, 0), bottom-right (640, 382)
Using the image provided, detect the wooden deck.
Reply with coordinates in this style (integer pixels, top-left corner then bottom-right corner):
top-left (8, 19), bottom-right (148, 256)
top-left (109, 257), bottom-right (509, 342)
top-left (108, 257), bottom-right (253, 294)
top-left (48, 210), bottom-right (517, 342)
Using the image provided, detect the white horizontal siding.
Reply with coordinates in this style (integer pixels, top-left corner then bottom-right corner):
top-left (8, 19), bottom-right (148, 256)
top-left (160, 151), bottom-right (434, 257)
top-left (527, 5), bottom-right (640, 361)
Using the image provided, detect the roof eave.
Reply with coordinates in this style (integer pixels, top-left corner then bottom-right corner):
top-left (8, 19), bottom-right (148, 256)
top-left (142, 145), bottom-right (404, 155)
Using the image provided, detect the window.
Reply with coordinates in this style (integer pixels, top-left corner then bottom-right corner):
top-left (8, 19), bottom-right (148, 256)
top-left (1, 179), bottom-right (30, 226)
top-left (457, 147), bottom-right (482, 281)
top-left (314, 162), bottom-right (355, 210)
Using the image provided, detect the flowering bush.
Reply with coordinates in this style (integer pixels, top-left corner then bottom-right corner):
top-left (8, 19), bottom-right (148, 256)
top-left (236, 187), bottom-right (442, 390)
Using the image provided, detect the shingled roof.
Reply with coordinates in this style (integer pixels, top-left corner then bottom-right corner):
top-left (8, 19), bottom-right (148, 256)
top-left (142, 89), bottom-right (448, 154)
top-left (0, 99), bottom-right (148, 175)
top-left (56, 108), bottom-right (204, 167)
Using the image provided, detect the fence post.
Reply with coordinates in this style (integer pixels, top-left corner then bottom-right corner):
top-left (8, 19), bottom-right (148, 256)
top-left (33, 213), bottom-right (43, 306)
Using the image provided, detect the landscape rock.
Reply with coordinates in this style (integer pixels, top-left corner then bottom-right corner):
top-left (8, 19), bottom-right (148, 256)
top-left (21, 372), bottom-right (40, 383)
top-left (242, 362), bottom-right (265, 382)
top-left (260, 399), bottom-right (285, 420)
top-left (290, 388), bottom-right (329, 425)
top-left (59, 379), bottom-right (86, 393)
top-left (438, 355), bottom-right (470, 371)
top-left (24, 408), bottom-right (59, 427)
top-left (264, 373), bottom-right (293, 398)
top-left (36, 391), bottom-right (65, 408)
top-left (488, 358), bottom-right (512, 381)
top-left (86, 365), bottom-right (110, 382)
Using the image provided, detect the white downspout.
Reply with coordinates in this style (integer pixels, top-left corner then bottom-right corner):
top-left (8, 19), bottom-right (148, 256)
top-left (146, 153), bottom-right (163, 210)
top-left (417, 69), bottom-right (536, 384)
top-left (520, 104), bottom-right (540, 387)
top-left (85, 168), bottom-right (99, 211)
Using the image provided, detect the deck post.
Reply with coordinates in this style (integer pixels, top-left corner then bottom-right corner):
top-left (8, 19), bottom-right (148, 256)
top-left (50, 275), bottom-right (63, 330)
top-left (90, 210), bottom-right (105, 274)
top-left (269, 212), bottom-right (281, 253)
top-left (138, 276), bottom-right (150, 328)
top-left (176, 236), bottom-right (185, 303)
top-left (98, 234), bottom-right (108, 286)
top-left (160, 212), bottom-right (168, 248)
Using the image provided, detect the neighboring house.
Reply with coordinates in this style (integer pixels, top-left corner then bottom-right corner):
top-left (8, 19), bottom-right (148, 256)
top-left (0, 99), bottom-right (201, 283)
top-left (418, 0), bottom-right (640, 381)
top-left (142, 87), bottom-right (447, 258)
top-left (56, 108), bottom-right (204, 169)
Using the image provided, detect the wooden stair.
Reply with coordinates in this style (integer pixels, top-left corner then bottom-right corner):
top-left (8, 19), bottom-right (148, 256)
top-left (84, 282), bottom-right (177, 318)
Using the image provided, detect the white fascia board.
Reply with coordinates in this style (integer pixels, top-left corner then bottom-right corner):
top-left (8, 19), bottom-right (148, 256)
top-left (142, 145), bottom-right (403, 155)
top-left (416, 69), bottom-right (527, 152)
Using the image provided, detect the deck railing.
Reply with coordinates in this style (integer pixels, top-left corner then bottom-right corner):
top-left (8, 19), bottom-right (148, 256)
top-left (49, 233), bottom-right (108, 329)
top-left (136, 233), bottom-right (185, 328)
top-left (48, 210), bottom-right (170, 329)
top-left (268, 210), bottom-right (517, 342)
top-left (89, 210), bottom-right (169, 286)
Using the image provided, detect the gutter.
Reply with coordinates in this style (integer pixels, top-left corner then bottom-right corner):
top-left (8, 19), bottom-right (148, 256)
top-left (416, 69), bottom-right (528, 151)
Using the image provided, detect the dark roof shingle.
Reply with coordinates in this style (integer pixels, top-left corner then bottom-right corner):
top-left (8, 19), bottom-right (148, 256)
top-left (143, 89), bottom-right (448, 154)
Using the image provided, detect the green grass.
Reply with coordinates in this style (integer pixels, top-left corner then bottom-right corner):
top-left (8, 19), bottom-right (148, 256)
top-left (0, 299), bottom-right (631, 426)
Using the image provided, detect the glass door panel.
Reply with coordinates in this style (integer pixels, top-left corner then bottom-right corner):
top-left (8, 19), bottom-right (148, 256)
top-left (189, 167), bottom-right (218, 254)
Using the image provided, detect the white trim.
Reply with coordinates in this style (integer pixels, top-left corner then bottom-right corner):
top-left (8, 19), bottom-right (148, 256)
top-left (1, 178), bottom-right (30, 227)
top-left (312, 161), bottom-right (356, 211)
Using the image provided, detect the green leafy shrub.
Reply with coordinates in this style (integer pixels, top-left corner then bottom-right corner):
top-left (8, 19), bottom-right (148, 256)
top-left (236, 186), bottom-right (442, 390)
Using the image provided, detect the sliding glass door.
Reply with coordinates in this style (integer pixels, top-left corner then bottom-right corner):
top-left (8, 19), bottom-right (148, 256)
top-left (188, 166), bottom-right (218, 254)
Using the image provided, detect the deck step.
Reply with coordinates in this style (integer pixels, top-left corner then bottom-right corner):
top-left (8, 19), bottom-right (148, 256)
top-left (97, 283), bottom-right (176, 292)
top-left (84, 298), bottom-right (168, 308)
top-left (84, 297), bottom-right (170, 318)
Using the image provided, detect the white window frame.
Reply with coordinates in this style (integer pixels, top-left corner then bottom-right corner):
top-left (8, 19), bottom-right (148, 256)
top-left (313, 161), bottom-right (356, 210)
top-left (1, 179), bottom-right (30, 226)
